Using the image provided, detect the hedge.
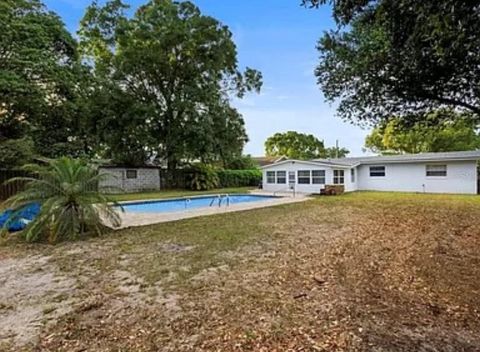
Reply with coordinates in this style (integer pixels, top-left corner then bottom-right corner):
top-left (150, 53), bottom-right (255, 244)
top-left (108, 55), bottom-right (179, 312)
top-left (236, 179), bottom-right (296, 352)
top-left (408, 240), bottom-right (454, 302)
top-left (217, 169), bottom-right (262, 188)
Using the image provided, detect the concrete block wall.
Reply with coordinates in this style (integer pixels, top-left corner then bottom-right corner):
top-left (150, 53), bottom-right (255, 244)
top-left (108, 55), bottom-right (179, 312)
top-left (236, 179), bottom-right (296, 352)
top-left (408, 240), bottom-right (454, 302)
top-left (99, 167), bottom-right (161, 193)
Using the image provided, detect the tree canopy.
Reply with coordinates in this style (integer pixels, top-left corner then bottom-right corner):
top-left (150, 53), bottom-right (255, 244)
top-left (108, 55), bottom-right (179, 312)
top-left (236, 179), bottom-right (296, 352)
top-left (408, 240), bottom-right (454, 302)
top-left (364, 110), bottom-right (480, 155)
top-left (0, 0), bottom-right (261, 169)
top-left (0, 0), bottom-right (92, 161)
top-left (265, 131), bottom-right (349, 160)
top-left (304, 0), bottom-right (480, 125)
top-left (79, 0), bottom-right (262, 168)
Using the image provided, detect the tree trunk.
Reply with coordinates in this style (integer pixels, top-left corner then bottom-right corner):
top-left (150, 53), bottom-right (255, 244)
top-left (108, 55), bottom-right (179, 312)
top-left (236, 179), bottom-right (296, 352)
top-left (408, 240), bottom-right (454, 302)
top-left (167, 153), bottom-right (177, 171)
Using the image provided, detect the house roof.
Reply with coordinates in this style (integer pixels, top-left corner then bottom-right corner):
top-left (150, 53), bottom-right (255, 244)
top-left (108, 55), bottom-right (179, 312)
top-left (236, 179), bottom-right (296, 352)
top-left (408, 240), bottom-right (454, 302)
top-left (262, 150), bottom-right (480, 169)
top-left (252, 156), bottom-right (287, 166)
top-left (260, 159), bottom-right (352, 169)
top-left (315, 150), bottom-right (480, 166)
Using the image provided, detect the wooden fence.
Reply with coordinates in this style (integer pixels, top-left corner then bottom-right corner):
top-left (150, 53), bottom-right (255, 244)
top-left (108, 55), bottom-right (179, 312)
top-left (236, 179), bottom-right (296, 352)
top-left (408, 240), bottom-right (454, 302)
top-left (0, 169), bottom-right (29, 200)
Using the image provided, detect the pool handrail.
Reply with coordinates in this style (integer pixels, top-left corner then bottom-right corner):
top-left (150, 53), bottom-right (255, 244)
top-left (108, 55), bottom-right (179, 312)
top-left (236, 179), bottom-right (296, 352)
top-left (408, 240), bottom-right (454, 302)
top-left (209, 194), bottom-right (230, 207)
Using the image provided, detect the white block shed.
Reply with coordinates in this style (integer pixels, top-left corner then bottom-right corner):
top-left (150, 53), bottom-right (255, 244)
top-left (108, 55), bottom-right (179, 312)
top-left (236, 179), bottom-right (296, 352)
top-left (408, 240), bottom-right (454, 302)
top-left (98, 166), bottom-right (161, 193)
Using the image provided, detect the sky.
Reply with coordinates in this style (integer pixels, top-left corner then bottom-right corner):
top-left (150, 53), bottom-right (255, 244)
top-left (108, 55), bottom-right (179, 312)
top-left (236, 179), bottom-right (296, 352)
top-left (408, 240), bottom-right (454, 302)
top-left (44, 0), bottom-right (370, 156)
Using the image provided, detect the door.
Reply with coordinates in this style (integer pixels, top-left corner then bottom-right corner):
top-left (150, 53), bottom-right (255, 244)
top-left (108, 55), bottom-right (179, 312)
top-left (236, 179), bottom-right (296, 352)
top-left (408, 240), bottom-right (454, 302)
top-left (288, 171), bottom-right (296, 189)
top-left (477, 168), bottom-right (480, 194)
top-left (288, 171), bottom-right (295, 187)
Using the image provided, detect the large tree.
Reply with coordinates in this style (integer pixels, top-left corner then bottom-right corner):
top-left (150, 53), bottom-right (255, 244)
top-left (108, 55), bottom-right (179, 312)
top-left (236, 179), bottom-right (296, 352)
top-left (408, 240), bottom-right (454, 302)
top-left (265, 131), bottom-right (349, 159)
top-left (303, 0), bottom-right (480, 125)
top-left (0, 0), bottom-right (92, 162)
top-left (79, 0), bottom-right (262, 168)
top-left (365, 110), bottom-right (480, 154)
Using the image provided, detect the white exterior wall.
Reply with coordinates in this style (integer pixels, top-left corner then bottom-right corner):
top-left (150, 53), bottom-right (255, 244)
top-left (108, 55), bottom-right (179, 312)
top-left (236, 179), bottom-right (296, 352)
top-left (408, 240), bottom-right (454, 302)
top-left (99, 167), bottom-right (161, 193)
top-left (348, 167), bottom-right (359, 192)
top-left (262, 161), bottom-right (355, 194)
top-left (262, 160), bottom-right (478, 195)
top-left (356, 161), bottom-right (478, 194)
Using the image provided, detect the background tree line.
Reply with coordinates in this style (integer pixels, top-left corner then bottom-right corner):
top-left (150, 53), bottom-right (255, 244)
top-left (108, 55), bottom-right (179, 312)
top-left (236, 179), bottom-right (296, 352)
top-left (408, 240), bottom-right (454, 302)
top-left (0, 0), bottom-right (262, 169)
top-left (265, 131), bottom-right (349, 160)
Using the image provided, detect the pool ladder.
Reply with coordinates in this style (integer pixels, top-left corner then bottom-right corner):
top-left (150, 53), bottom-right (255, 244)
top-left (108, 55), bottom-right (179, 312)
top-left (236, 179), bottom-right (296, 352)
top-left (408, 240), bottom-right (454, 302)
top-left (209, 194), bottom-right (230, 207)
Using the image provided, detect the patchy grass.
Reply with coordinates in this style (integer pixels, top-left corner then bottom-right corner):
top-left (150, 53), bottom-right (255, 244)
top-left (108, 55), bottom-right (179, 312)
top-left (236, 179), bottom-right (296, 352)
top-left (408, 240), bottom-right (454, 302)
top-left (1, 192), bottom-right (479, 351)
top-left (108, 187), bottom-right (255, 202)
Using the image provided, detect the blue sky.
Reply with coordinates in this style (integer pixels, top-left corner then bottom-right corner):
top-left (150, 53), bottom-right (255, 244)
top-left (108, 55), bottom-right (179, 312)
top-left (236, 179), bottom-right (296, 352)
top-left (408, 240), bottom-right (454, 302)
top-left (44, 0), bottom-right (369, 156)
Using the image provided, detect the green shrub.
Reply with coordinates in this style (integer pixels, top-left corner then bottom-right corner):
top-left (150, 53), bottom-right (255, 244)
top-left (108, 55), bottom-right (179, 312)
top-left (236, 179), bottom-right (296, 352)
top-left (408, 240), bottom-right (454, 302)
top-left (217, 169), bottom-right (262, 188)
top-left (187, 164), bottom-right (220, 191)
top-left (0, 138), bottom-right (34, 169)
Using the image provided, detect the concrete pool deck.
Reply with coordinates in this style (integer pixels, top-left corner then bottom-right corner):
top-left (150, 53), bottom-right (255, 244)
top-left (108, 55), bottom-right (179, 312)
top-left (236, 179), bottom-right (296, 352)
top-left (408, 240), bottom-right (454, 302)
top-left (115, 191), bottom-right (309, 228)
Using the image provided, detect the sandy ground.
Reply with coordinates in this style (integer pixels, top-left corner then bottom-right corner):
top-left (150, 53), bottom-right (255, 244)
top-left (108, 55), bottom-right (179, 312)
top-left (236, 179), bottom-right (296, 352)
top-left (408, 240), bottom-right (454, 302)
top-left (0, 254), bottom-right (75, 346)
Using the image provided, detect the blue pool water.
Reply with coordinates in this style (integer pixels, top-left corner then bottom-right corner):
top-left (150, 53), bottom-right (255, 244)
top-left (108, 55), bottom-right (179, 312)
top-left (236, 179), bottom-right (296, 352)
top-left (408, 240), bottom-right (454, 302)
top-left (119, 194), bottom-right (277, 213)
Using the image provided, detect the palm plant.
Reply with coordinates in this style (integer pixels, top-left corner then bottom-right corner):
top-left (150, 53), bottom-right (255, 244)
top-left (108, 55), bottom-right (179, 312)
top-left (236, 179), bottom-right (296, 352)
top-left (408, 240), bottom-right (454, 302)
top-left (1, 157), bottom-right (122, 243)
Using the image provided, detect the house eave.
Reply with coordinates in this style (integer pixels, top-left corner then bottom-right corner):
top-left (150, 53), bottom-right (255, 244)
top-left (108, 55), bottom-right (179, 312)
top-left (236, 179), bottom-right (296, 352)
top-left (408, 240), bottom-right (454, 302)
top-left (260, 159), bottom-right (352, 169)
top-left (260, 156), bottom-right (480, 169)
top-left (358, 156), bottom-right (480, 165)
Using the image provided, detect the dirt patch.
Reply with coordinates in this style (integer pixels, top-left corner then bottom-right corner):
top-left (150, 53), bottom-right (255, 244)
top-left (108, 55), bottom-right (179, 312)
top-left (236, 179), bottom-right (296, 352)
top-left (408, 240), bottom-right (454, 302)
top-left (0, 255), bottom-right (76, 347)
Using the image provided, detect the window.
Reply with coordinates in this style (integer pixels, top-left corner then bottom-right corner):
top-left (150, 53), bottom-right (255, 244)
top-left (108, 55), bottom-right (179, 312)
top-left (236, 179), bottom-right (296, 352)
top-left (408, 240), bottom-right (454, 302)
top-left (333, 170), bottom-right (345, 184)
top-left (351, 169), bottom-right (355, 183)
top-left (370, 166), bottom-right (386, 177)
top-left (426, 165), bottom-right (447, 177)
top-left (266, 171), bottom-right (275, 184)
top-left (298, 170), bottom-right (311, 184)
top-left (312, 170), bottom-right (326, 184)
top-left (276, 171), bottom-right (286, 184)
top-left (126, 169), bottom-right (137, 179)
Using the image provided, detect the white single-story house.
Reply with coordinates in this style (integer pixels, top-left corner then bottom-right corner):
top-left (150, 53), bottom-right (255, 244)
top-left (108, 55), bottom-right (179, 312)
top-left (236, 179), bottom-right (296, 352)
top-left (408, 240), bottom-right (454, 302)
top-left (98, 166), bottom-right (161, 193)
top-left (261, 151), bottom-right (480, 195)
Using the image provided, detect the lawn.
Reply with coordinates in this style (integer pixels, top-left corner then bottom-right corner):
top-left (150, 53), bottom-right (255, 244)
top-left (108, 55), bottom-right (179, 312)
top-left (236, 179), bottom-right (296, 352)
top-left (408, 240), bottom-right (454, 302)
top-left (1, 192), bottom-right (479, 351)
top-left (108, 186), bottom-right (255, 202)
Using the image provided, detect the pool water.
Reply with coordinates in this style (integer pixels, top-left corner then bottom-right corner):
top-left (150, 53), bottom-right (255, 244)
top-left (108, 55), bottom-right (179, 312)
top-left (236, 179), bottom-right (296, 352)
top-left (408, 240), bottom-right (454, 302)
top-left (119, 194), bottom-right (277, 213)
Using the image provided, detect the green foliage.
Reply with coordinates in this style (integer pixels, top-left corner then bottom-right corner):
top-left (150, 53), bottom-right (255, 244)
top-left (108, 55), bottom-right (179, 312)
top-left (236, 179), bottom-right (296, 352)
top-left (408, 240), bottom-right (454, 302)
top-left (187, 166), bottom-right (260, 190)
top-left (223, 155), bottom-right (258, 170)
top-left (265, 131), bottom-right (325, 159)
top-left (365, 110), bottom-right (480, 154)
top-left (183, 105), bottom-right (249, 167)
top-left (309, 0), bottom-right (480, 124)
top-left (217, 170), bottom-right (262, 188)
top-left (187, 164), bottom-right (220, 191)
top-left (265, 131), bottom-right (349, 159)
top-left (1, 158), bottom-right (122, 243)
top-left (0, 0), bottom-right (93, 159)
top-left (324, 147), bottom-right (350, 159)
top-left (79, 0), bottom-right (262, 168)
top-left (0, 138), bottom-right (34, 169)
top-left (1, 0), bottom-right (258, 167)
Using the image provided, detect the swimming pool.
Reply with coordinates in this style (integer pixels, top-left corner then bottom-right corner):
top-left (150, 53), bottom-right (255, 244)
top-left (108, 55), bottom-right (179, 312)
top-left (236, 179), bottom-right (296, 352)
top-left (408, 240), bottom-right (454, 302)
top-left (119, 194), bottom-right (278, 213)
